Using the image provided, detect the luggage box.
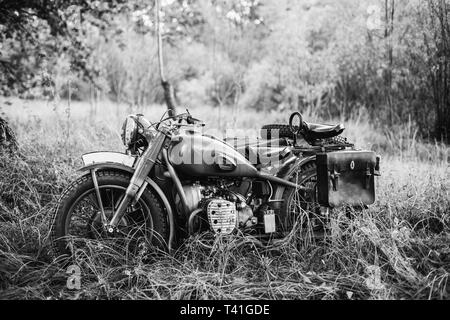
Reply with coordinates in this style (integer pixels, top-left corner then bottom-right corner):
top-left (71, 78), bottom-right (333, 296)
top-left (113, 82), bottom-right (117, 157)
top-left (316, 151), bottom-right (380, 208)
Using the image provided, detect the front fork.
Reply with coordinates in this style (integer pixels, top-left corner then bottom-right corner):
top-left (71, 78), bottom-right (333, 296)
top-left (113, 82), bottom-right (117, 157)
top-left (100, 132), bottom-right (168, 233)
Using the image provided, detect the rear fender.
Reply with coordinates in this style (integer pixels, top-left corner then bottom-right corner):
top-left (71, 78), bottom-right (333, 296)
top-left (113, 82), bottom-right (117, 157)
top-left (276, 155), bottom-right (316, 179)
top-left (78, 152), bottom-right (176, 251)
top-left (273, 155), bottom-right (316, 201)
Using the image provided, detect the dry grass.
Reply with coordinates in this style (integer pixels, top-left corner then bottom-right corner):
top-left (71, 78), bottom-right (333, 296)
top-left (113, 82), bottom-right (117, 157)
top-left (0, 97), bottom-right (448, 300)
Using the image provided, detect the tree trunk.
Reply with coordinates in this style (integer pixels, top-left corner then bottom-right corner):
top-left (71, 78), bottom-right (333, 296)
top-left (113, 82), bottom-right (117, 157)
top-left (0, 116), bottom-right (18, 153)
top-left (155, 0), bottom-right (177, 117)
top-left (385, 0), bottom-right (395, 125)
top-left (428, 0), bottom-right (450, 142)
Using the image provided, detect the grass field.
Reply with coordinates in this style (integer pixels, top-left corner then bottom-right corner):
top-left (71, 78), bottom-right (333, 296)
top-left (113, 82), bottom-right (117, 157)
top-left (0, 97), bottom-right (449, 300)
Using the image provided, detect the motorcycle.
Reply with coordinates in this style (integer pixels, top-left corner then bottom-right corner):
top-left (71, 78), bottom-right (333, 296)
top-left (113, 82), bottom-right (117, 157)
top-left (50, 111), bottom-right (381, 255)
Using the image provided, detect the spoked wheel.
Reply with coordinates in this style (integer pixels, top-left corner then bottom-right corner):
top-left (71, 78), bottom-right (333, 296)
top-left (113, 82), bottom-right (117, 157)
top-left (51, 171), bottom-right (169, 257)
top-left (70, 186), bottom-right (151, 249)
top-left (276, 163), bottom-right (327, 244)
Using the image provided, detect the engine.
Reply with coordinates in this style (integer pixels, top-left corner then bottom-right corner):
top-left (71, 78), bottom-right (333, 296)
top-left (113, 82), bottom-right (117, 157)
top-left (176, 183), bottom-right (257, 235)
top-left (204, 198), bottom-right (236, 234)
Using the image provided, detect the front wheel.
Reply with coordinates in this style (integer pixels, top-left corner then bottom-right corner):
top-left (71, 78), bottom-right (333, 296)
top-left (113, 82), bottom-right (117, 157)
top-left (50, 171), bottom-right (169, 257)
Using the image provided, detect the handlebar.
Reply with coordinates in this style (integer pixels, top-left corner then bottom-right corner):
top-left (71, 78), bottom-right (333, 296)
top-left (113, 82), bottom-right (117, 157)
top-left (155, 112), bottom-right (204, 131)
top-left (186, 115), bottom-right (202, 125)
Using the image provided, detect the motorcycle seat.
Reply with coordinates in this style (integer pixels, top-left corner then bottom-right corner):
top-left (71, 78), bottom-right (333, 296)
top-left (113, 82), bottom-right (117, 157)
top-left (303, 122), bottom-right (345, 140)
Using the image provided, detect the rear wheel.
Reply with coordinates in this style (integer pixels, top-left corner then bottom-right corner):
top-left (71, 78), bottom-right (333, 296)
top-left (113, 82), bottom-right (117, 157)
top-left (276, 163), bottom-right (326, 242)
top-left (51, 171), bottom-right (169, 257)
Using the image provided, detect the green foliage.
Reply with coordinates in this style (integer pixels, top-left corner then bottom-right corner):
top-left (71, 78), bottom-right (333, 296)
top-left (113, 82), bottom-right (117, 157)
top-left (0, 0), bottom-right (134, 95)
top-left (0, 0), bottom-right (449, 139)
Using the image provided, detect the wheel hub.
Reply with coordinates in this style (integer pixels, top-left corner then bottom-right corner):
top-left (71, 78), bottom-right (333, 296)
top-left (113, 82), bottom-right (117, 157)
top-left (89, 209), bottom-right (128, 238)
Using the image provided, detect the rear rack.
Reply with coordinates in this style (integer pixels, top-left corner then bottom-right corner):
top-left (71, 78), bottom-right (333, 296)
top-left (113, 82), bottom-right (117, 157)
top-left (320, 136), bottom-right (353, 147)
top-left (291, 135), bottom-right (355, 155)
top-left (224, 135), bottom-right (354, 157)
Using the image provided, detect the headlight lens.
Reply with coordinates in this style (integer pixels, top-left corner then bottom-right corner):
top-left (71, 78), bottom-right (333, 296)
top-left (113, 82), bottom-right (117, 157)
top-left (121, 116), bottom-right (138, 147)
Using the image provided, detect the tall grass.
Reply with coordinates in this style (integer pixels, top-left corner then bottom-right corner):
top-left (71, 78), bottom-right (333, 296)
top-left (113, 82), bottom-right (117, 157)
top-left (0, 97), bottom-right (448, 300)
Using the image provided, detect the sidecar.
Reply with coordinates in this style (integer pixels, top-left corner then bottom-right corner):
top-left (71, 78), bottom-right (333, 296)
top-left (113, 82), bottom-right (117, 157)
top-left (226, 115), bottom-right (381, 209)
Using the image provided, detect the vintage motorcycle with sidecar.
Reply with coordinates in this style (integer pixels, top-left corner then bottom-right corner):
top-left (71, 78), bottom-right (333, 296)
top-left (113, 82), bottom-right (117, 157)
top-left (50, 111), bottom-right (381, 255)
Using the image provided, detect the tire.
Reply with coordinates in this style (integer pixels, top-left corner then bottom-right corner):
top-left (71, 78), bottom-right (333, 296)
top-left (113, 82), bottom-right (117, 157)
top-left (261, 124), bottom-right (299, 140)
top-left (50, 170), bottom-right (169, 257)
top-left (275, 162), bottom-right (325, 239)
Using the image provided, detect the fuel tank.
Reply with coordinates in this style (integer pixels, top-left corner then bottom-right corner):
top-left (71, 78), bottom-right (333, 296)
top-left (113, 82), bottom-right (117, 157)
top-left (168, 129), bottom-right (259, 178)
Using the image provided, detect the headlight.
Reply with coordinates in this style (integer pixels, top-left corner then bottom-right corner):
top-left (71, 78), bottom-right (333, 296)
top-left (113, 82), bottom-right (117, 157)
top-left (121, 115), bottom-right (138, 147)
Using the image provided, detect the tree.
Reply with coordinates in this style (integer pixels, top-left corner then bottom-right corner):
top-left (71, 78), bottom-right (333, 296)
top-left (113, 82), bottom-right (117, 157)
top-left (0, 0), bottom-right (134, 148)
top-left (155, 0), bottom-right (177, 117)
top-left (0, 1), bottom-right (140, 93)
top-left (425, 0), bottom-right (450, 142)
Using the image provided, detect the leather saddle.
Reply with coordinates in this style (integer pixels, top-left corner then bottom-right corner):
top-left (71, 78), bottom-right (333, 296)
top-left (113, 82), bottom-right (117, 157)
top-left (302, 122), bottom-right (345, 140)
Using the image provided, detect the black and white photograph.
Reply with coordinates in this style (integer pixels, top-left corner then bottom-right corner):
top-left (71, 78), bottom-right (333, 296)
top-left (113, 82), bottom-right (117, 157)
top-left (0, 0), bottom-right (449, 306)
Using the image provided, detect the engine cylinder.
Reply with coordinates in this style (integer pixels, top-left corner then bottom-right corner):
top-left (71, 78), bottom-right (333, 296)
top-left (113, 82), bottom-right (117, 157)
top-left (205, 199), bottom-right (237, 235)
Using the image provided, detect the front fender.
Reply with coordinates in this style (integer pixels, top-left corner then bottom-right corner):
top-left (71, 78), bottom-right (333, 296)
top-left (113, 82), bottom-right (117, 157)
top-left (78, 152), bottom-right (176, 251)
top-left (80, 162), bottom-right (135, 175)
top-left (81, 151), bottom-right (136, 169)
